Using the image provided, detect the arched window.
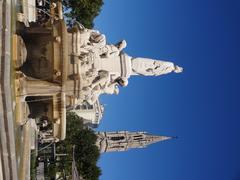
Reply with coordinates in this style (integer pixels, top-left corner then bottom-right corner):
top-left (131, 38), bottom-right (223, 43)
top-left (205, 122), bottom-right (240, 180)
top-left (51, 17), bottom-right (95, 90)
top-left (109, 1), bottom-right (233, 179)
top-left (110, 136), bottom-right (125, 141)
top-left (133, 135), bottom-right (143, 140)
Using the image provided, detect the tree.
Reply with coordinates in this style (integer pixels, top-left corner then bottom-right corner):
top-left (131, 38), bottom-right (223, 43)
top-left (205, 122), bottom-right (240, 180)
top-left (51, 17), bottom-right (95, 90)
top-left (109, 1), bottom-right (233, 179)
top-left (55, 112), bottom-right (102, 180)
top-left (63, 0), bottom-right (104, 28)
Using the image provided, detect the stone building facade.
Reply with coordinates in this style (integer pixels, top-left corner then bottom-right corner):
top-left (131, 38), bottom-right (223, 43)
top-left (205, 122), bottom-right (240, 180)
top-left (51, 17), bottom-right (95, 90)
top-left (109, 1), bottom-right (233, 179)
top-left (96, 131), bottom-right (173, 153)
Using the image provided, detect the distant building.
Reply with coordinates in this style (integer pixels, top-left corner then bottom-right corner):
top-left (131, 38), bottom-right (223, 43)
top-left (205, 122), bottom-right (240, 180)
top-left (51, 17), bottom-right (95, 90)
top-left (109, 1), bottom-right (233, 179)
top-left (70, 100), bottom-right (104, 127)
top-left (96, 131), bottom-right (174, 153)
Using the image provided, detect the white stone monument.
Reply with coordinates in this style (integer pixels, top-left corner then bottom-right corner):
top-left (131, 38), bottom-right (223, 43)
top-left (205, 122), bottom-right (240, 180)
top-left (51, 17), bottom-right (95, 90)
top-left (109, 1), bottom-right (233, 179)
top-left (69, 23), bottom-right (183, 109)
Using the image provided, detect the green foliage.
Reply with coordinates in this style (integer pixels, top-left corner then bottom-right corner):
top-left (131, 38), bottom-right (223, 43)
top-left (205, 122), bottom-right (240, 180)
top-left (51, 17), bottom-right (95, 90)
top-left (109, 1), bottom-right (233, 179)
top-left (55, 112), bottom-right (102, 180)
top-left (45, 164), bottom-right (57, 179)
top-left (63, 0), bottom-right (104, 28)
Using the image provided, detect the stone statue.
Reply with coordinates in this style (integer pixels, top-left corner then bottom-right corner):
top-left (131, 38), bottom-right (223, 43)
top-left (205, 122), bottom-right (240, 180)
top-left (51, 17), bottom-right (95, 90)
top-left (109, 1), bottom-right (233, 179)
top-left (71, 23), bottom-right (107, 55)
top-left (89, 71), bottom-right (111, 89)
top-left (72, 27), bottom-right (183, 105)
top-left (131, 57), bottom-right (183, 76)
top-left (96, 40), bottom-right (127, 58)
top-left (85, 83), bottom-right (119, 105)
top-left (84, 30), bottom-right (106, 50)
top-left (82, 71), bottom-right (114, 104)
top-left (81, 71), bottom-right (129, 105)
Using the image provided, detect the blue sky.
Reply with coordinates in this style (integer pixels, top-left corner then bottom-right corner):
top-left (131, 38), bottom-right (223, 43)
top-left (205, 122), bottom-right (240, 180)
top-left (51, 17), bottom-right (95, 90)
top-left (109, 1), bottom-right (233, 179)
top-left (94, 1), bottom-right (240, 180)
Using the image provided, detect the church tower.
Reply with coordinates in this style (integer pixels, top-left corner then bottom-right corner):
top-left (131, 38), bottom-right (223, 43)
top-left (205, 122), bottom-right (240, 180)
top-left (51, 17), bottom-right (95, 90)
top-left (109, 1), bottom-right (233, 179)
top-left (96, 131), bottom-right (174, 153)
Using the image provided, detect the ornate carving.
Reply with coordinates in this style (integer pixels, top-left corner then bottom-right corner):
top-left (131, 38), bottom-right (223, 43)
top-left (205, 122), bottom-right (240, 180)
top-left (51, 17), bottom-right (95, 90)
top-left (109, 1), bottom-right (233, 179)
top-left (69, 23), bottom-right (183, 106)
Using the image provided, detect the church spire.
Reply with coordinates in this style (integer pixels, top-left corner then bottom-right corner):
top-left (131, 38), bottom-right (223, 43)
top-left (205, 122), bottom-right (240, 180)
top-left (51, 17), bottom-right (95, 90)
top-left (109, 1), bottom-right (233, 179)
top-left (142, 134), bottom-right (174, 146)
top-left (96, 131), bottom-right (174, 153)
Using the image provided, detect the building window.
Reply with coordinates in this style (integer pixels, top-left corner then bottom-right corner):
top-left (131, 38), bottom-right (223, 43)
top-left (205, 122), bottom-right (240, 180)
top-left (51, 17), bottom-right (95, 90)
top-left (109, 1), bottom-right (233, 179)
top-left (110, 136), bottom-right (125, 141)
top-left (87, 104), bottom-right (94, 109)
top-left (111, 145), bottom-right (124, 149)
top-left (133, 135), bottom-right (143, 140)
top-left (134, 137), bottom-right (143, 141)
